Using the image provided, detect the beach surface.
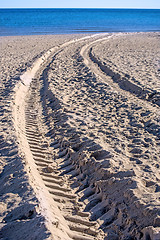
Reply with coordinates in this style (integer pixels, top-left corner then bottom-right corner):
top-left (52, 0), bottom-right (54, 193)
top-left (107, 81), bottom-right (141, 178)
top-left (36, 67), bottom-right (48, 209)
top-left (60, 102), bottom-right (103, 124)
top-left (0, 32), bottom-right (160, 240)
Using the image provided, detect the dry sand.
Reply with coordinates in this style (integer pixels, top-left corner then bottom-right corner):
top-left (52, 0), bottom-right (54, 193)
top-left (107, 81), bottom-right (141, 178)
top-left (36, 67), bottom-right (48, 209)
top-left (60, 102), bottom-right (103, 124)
top-left (0, 32), bottom-right (160, 240)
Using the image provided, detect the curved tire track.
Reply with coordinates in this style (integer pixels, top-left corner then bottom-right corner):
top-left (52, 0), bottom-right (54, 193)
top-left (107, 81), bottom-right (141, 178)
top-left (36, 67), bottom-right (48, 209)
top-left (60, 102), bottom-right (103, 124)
top-left (80, 35), bottom-right (160, 108)
top-left (17, 33), bottom-right (159, 240)
top-left (23, 36), bottom-right (108, 240)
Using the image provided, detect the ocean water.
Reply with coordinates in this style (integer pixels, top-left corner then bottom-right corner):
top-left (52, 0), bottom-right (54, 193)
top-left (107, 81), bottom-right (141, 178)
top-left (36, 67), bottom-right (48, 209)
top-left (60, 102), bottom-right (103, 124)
top-left (0, 8), bottom-right (160, 36)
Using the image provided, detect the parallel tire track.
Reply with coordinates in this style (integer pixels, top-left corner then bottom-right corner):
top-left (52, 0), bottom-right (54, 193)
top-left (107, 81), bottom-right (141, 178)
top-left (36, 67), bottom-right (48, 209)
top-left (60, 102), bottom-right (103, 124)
top-left (23, 34), bottom-right (158, 240)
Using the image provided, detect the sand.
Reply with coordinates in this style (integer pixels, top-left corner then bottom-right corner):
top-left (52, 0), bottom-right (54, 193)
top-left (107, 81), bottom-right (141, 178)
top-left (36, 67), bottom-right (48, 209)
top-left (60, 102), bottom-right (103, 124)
top-left (0, 32), bottom-right (159, 240)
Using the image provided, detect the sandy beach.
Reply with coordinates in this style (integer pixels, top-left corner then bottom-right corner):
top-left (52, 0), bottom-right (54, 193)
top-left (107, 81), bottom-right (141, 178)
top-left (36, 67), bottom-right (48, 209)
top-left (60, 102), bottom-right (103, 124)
top-left (0, 32), bottom-right (160, 240)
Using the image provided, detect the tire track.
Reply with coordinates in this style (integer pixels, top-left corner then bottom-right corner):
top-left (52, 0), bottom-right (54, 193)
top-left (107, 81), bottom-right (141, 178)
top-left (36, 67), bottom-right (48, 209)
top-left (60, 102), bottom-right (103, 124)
top-left (24, 36), bottom-right (109, 240)
top-left (40, 35), bottom-right (160, 240)
top-left (21, 33), bottom-right (159, 240)
top-left (80, 35), bottom-right (160, 108)
top-left (25, 79), bottom-right (104, 240)
top-left (35, 41), bottom-right (135, 240)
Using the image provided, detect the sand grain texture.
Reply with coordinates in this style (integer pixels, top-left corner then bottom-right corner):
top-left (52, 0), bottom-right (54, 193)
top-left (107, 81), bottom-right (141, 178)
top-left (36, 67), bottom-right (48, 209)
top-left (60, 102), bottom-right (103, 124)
top-left (0, 33), bottom-right (160, 240)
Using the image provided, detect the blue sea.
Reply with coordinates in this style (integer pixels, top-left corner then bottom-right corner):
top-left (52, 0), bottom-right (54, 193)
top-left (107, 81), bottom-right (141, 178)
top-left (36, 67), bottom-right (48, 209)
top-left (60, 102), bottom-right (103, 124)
top-left (0, 8), bottom-right (160, 36)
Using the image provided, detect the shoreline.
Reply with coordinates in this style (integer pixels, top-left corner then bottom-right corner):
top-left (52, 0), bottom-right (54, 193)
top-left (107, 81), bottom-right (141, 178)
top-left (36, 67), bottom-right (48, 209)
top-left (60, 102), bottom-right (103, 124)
top-left (0, 32), bottom-right (159, 240)
top-left (0, 30), bottom-right (160, 38)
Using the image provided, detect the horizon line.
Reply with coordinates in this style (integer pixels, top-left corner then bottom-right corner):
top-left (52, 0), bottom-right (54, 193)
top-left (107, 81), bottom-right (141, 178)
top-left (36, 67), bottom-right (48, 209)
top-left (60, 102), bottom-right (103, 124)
top-left (0, 7), bottom-right (160, 10)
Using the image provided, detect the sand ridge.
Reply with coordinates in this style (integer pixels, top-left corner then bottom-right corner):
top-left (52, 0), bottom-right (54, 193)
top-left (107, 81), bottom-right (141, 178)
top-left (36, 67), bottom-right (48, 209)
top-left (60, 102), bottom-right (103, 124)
top-left (0, 32), bottom-right (160, 239)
